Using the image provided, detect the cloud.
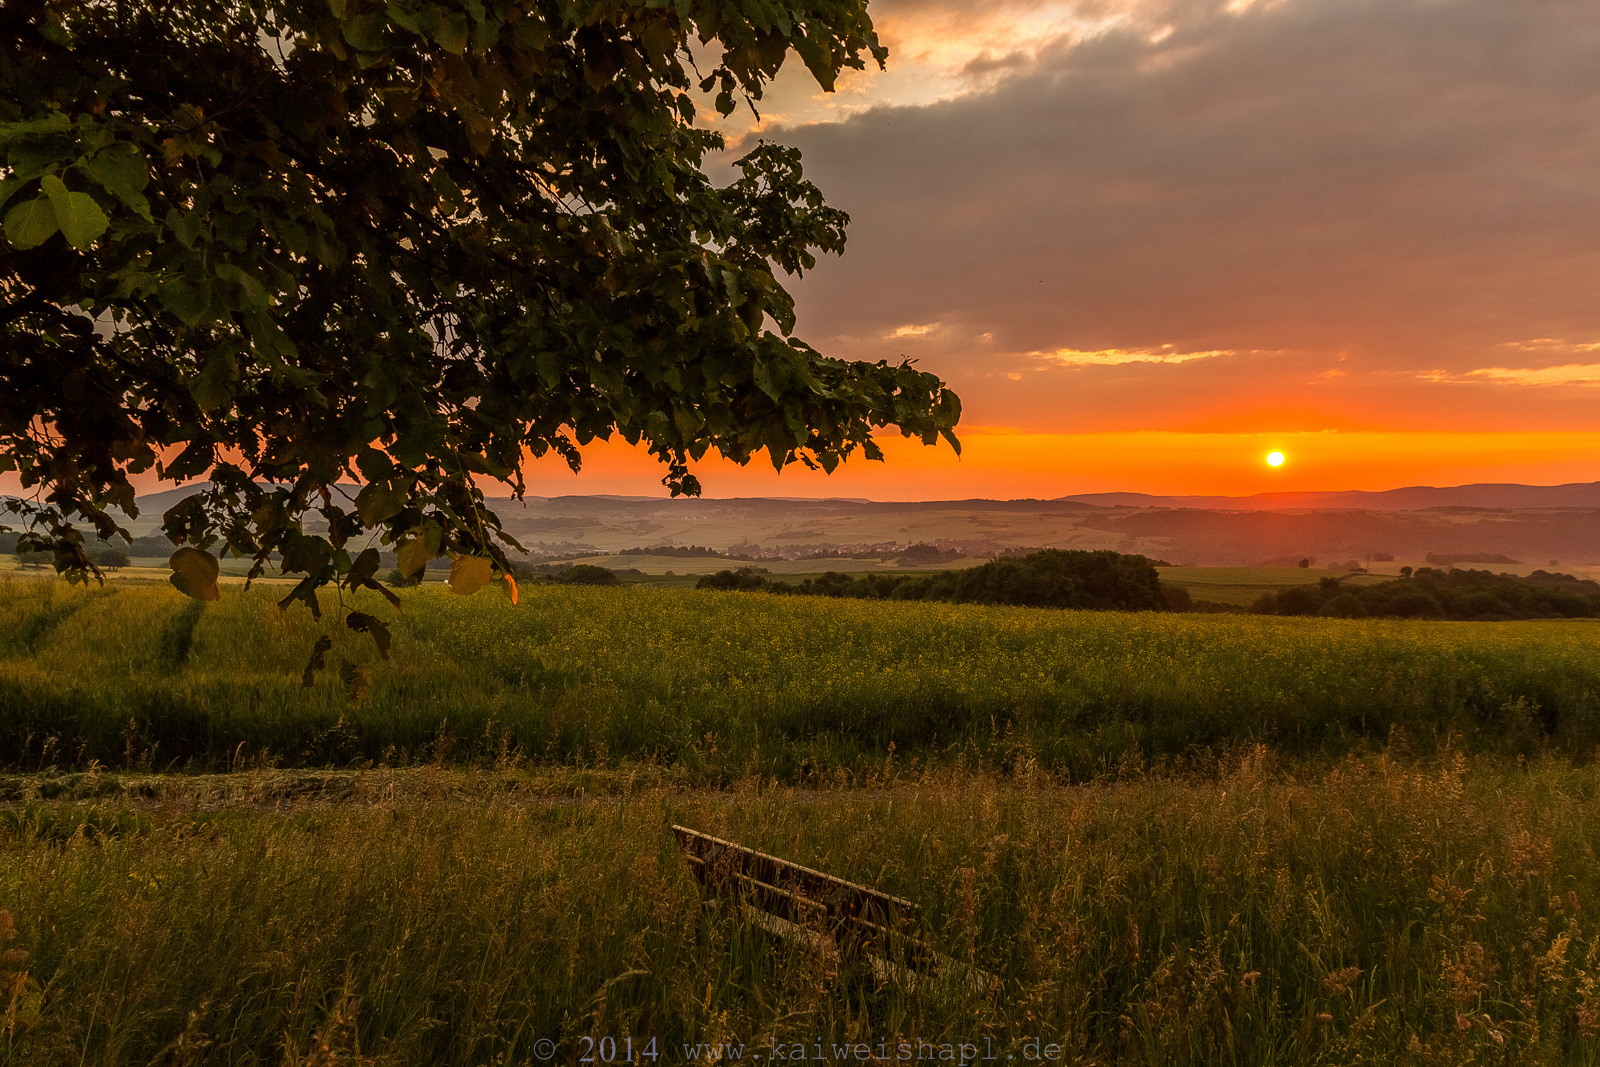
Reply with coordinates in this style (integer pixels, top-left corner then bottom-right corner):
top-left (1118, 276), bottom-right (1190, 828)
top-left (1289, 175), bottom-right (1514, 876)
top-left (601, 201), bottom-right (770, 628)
top-left (769, 0), bottom-right (1600, 434)
top-left (700, 0), bottom-right (1128, 143)
top-left (1428, 364), bottom-right (1600, 387)
top-left (1502, 339), bottom-right (1600, 356)
top-left (886, 322), bottom-right (944, 338)
top-left (1037, 345), bottom-right (1231, 366)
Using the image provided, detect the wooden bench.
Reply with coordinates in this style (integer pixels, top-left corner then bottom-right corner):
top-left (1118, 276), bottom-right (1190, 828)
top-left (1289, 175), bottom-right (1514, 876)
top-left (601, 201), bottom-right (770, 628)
top-left (671, 825), bottom-right (997, 994)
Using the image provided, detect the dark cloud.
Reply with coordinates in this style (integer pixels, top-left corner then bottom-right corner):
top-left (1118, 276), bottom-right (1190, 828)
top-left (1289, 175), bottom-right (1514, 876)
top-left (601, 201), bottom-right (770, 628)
top-left (771, 0), bottom-right (1600, 430)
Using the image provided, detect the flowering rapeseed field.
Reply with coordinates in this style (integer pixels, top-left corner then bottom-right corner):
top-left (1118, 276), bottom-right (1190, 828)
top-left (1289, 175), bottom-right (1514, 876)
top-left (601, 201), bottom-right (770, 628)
top-left (1, 579), bottom-right (1595, 774)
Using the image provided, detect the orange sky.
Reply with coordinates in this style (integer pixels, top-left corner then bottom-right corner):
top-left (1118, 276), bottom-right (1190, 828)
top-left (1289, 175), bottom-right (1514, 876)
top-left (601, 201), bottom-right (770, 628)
top-left (518, 430), bottom-right (1600, 500)
top-left (16, 0), bottom-right (1599, 505)
top-left (664, 0), bottom-right (1600, 499)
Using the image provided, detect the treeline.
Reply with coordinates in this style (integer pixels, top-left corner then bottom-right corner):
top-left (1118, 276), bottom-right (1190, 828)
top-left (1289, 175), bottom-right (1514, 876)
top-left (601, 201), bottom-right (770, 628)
top-left (2, 532), bottom-right (178, 558)
top-left (618, 545), bottom-right (756, 560)
top-left (697, 549), bottom-right (1169, 611)
top-left (511, 563), bottom-right (642, 583)
top-left (1250, 568), bottom-right (1600, 620)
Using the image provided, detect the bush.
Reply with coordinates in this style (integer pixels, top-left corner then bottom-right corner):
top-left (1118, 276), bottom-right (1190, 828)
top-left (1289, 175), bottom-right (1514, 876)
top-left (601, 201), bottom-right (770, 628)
top-left (1162, 583), bottom-right (1194, 612)
top-left (1384, 589), bottom-right (1445, 618)
top-left (954, 557), bottom-right (1078, 609)
top-left (127, 535), bottom-right (179, 557)
top-left (1250, 568), bottom-right (1600, 621)
top-left (558, 565), bottom-right (620, 587)
top-left (698, 550), bottom-right (1167, 613)
top-left (92, 546), bottom-right (130, 570)
top-left (1317, 592), bottom-right (1368, 618)
top-left (896, 543), bottom-right (962, 567)
top-left (695, 568), bottom-right (772, 592)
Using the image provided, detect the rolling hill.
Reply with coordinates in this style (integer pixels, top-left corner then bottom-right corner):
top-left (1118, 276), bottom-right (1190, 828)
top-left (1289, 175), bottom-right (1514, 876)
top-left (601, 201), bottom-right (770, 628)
top-left (73, 480), bottom-right (1600, 571)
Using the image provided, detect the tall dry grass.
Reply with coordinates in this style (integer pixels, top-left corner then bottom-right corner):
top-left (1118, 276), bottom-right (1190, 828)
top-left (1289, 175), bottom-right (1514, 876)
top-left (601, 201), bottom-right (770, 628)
top-left (4, 751), bottom-right (1600, 1064)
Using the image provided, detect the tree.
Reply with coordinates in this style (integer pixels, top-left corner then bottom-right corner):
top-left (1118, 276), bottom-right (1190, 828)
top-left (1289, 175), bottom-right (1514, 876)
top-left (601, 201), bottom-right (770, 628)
top-left (557, 563), bottom-right (619, 586)
top-left (0, 0), bottom-right (961, 664)
top-left (91, 543), bottom-right (129, 569)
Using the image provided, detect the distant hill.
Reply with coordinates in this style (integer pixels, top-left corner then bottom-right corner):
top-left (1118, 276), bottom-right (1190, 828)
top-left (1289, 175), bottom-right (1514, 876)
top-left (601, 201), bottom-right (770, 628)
top-left (71, 480), bottom-right (1595, 570)
top-left (1059, 482), bottom-right (1600, 512)
top-left (27, 480), bottom-right (1592, 570)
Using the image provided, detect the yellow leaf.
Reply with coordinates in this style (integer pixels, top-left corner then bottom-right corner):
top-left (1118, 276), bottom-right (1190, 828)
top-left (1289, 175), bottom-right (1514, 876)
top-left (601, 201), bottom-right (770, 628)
top-left (448, 555), bottom-right (492, 596)
top-left (168, 546), bottom-right (220, 601)
top-left (395, 522), bottom-right (441, 580)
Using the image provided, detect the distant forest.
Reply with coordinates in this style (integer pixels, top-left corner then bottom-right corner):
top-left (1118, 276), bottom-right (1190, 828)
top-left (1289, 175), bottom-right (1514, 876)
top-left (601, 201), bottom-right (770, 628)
top-left (698, 549), bottom-right (1170, 612)
top-left (1249, 569), bottom-right (1600, 621)
top-left (698, 552), bottom-right (1600, 622)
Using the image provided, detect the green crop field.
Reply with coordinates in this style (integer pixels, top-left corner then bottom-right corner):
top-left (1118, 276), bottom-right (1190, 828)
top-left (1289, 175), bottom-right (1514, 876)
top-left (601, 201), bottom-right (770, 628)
top-left (5, 576), bottom-right (1600, 1064)
top-left (1154, 567), bottom-right (1393, 607)
top-left (3, 578), bottom-right (1598, 775)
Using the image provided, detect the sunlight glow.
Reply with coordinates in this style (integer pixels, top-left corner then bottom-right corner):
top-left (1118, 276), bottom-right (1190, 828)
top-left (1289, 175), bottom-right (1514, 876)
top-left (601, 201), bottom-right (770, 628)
top-left (1266, 451), bottom-right (1285, 467)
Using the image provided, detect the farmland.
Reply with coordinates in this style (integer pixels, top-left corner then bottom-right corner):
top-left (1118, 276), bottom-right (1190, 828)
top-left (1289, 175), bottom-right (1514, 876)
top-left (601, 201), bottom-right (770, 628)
top-left (75, 484), bottom-right (1600, 570)
top-left (5, 576), bottom-right (1600, 1063)
top-left (3, 580), bottom-right (1598, 774)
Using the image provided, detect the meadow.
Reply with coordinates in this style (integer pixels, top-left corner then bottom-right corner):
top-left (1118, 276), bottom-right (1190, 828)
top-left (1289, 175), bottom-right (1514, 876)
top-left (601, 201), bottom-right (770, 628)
top-left (1155, 567), bottom-right (1392, 608)
top-left (6, 577), bottom-right (1600, 1063)
top-left (1, 579), bottom-right (1599, 776)
top-left (6, 756), bottom-right (1600, 1064)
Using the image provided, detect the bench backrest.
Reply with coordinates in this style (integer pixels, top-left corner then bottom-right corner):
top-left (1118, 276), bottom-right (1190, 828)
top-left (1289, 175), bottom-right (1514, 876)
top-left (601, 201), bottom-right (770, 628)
top-left (671, 824), bottom-right (926, 960)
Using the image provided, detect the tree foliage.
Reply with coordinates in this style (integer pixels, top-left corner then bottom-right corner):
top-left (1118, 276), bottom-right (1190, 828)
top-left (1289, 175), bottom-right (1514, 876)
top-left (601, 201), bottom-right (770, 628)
top-left (0, 0), bottom-right (962, 656)
top-left (1249, 569), bottom-right (1600, 620)
top-left (697, 549), bottom-right (1170, 612)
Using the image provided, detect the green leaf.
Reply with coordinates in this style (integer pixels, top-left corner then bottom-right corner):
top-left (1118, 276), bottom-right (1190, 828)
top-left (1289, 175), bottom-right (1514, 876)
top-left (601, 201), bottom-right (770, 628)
top-left (793, 35), bottom-right (837, 92)
top-left (4, 196), bottom-right (56, 249)
top-left (342, 14), bottom-right (389, 52)
top-left (434, 12), bottom-right (469, 53)
top-left (39, 174), bottom-right (108, 250)
top-left (165, 208), bottom-right (203, 248)
top-left (0, 176), bottom-right (26, 211)
top-left (0, 113), bottom-right (71, 144)
top-left (85, 146), bottom-right (153, 222)
top-left (300, 635), bottom-right (333, 688)
top-left (168, 546), bottom-right (220, 601)
top-left (345, 610), bottom-right (392, 660)
top-left (190, 350), bottom-right (239, 412)
top-left (448, 555), bottom-right (493, 595)
top-left (277, 573), bottom-right (323, 620)
top-left (214, 263), bottom-right (271, 311)
top-left (158, 276), bottom-right (213, 328)
top-left (385, 3), bottom-right (426, 34)
top-left (38, 18), bottom-right (72, 46)
top-left (339, 659), bottom-right (371, 701)
top-left (354, 482), bottom-right (408, 526)
top-left (349, 546), bottom-right (382, 586)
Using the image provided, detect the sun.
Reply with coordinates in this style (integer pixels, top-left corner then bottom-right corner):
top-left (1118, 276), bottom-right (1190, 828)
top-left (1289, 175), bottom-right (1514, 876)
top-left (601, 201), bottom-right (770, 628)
top-left (1266, 451), bottom-right (1286, 467)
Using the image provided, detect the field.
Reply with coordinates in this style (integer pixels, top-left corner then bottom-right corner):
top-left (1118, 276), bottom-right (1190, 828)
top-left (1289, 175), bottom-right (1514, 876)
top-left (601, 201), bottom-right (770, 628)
top-left (89, 486), bottom-right (1600, 569)
top-left (4, 579), bottom-right (1599, 774)
top-left (1153, 567), bottom-right (1395, 607)
top-left (5, 577), bottom-right (1600, 1063)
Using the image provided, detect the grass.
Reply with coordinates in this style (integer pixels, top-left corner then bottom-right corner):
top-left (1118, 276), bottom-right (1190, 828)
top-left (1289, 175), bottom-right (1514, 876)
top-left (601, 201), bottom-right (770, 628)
top-left (7, 576), bottom-right (1600, 1063)
top-left (5, 752), bottom-right (1600, 1064)
top-left (2, 578), bottom-right (1598, 777)
top-left (1155, 567), bottom-right (1390, 607)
